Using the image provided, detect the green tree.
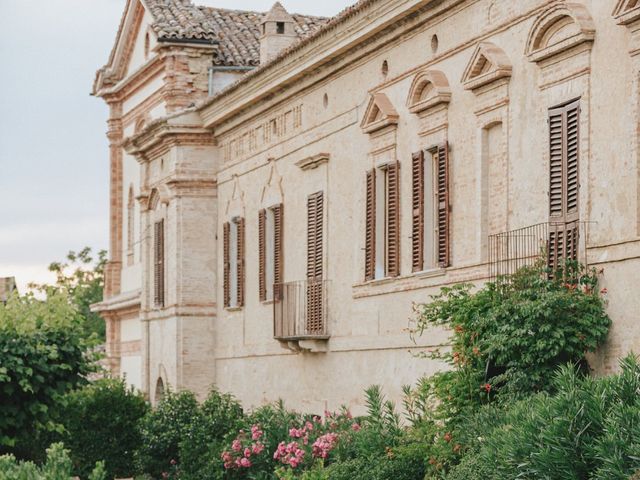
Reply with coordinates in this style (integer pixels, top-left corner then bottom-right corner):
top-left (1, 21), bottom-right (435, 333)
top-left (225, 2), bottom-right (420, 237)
top-left (0, 292), bottom-right (98, 460)
top-left (30, 247), bottom-right (107, 341)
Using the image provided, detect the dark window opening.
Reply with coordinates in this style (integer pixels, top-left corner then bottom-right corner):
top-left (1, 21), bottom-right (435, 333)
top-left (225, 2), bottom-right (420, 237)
top-left (277, 22), bottom-right (285, 34)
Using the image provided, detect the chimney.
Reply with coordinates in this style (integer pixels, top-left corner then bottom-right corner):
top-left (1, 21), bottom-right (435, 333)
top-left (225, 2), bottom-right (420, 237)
top-left (260, 2), bottom-right (297, 63)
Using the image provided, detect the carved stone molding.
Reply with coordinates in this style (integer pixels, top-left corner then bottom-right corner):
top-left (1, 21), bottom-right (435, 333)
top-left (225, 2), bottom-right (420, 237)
top-left (361, 92), bottom-right (399, 134)
top-left (526, 2), bottom-right (595, 64)
top-left (462, 42), bottom-right (512, 92)
top-left (406, 70), bottom-right (451, 114)
top-left (295, 153), bottom-right (330, 171)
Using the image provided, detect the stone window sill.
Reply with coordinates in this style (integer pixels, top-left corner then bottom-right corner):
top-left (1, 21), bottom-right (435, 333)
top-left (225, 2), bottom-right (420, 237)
top-left (352, 268), bottom-right (446, 298)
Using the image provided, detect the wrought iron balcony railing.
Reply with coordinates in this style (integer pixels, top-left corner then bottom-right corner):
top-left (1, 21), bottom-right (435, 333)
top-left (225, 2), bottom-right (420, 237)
top-left (273, 279), bottom-right (329, 341)
top-left (488, 221), bottom-right (590, 280)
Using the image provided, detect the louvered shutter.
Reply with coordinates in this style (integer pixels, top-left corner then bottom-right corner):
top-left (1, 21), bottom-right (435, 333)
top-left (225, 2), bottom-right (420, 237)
top-left (387, 161), bottom-right (401, 277)
top-left (436, 143), bottom-right (450, 268)
top-left (223, 222), bottom-right (230, 308)
top-left (154, 219), bottom-right (165, 307)
top-left (307, 192), bottom-right (324, 334)
top-left (412, 151), bottom-right (425, 272)
top-left (548, 101), bottom-right (580, 270)
top-left (258, 209), bottom-right (266, 301)
top-left (273, 204), bottom-right (284, 299)
top-left (237, 218), bottom-right (245, 307)
top-left (365, 169), bottom-right (376, 281)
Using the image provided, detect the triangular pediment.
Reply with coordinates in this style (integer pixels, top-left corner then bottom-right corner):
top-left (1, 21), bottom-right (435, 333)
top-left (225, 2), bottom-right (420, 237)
top-left (462, 42), bottom-right (512, 91)
top-left (613, 0), bottom-right (640, 25)
top-left (93, 0), bottom-right (156, 95)
top-left (360, 93), bottom-right (399, 134)
top-left (406, 70), bottom-right (451, 114)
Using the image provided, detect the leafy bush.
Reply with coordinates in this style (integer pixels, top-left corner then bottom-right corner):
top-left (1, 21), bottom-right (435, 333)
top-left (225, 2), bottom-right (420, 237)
top-left (136, 390), bottom-right (200, 478)
top-left (0, 443), bottom-right (105, 480)
top-left (0, 292), bottom-right (97, 460)
top-left (59, 378), bottom-right (148, 479)
top-left (179, 389), bottom-right (244, 480)
top-left (445, 355), bottom-right (640, 480)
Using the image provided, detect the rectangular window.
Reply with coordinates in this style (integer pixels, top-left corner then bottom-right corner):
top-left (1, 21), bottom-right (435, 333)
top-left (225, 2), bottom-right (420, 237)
top-left (365, 162), bottom-right (400, 281)
top-left (412, 143), bottom-right (450, 271)
top-left (548, 100), bottom-right (580, 268)
top-left (259, 204), bottom-right (283, 301)
top-left (223, 218), bottom-right (245, 308)
top-left (153, 219), bottom-right (165, 308)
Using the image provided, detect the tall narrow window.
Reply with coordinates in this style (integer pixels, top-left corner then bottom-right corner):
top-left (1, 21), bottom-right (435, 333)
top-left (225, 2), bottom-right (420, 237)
top-left (548, 100), bottom-right (580, 268)
top-left (153, 219), bottom-right (165, 308)
top-left (364, 162), bottom-right (400, 281)
top-left (223, 217), bottom-right (245, 308)
top-left (411, 143), bottom-right (450, 271)
top-left (127, 185), bottom-right (135, 266)
top-left (259, 204), bottom-right (283, 301)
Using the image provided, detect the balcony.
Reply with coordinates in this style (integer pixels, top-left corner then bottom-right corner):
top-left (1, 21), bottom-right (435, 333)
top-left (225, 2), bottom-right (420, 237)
top-left (488, 221), bottom-right (590, 280)
top-left (274, 279), bottom-right (329, 350)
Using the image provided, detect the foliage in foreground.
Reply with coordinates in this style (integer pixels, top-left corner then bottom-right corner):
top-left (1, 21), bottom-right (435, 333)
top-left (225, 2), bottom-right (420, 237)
top-left (0, 292), bottom-right (97, 459)
top-left (59, 378), bottom-right (148, 479)
top-left (0, 443), bottom-right (105, 480)
top-left (29, 247), bottom-right (108, 341)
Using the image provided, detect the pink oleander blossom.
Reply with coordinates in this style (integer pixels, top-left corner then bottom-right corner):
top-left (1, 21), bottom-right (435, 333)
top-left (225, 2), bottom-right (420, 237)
top-left (312, 432), bottom-right (339, 459)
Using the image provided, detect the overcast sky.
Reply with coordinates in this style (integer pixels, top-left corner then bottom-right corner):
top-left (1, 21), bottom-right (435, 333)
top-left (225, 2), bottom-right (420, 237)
top-left (0, 0), bottom-right (351, 292)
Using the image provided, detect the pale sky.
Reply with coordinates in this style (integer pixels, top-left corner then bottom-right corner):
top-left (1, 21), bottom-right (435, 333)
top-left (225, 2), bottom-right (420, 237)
top-left (0, 0), bottom-right (351, 292)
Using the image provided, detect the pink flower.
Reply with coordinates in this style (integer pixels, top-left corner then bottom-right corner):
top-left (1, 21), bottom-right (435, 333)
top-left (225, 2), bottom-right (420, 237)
top-left (251, 425), bottom-right (263, 440)
top-left (244, 447), bottom-right (251, 458)
top-left (252, 442), bottom-right (265, 454)
top-left (351, 423), bottom-right (361, 432)
top-left (305, 421), bottom-right (314, 431)
top-left (231, 439), bottom-right (242, 452)
top-left (239, 457), bottom-right (251, 468)
top-left (312, 432), bottom-right (339, 459)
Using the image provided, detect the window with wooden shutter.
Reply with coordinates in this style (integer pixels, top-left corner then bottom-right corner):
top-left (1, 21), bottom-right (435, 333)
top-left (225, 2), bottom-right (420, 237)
top-left (386, 161), bottom-right (401, 277)
top-left (223, 221), bottom-right (230, 308)
top-left (411, 151), bottom-right (425, 272)
top-left (273, 204), bottom-right (283, 299)
top-left (307, 192), bottom-right (324, 334)
top-left (365, 169), bottom-right (376, 281)
top-left (434, 143), bottom-right (450, 268)
top-left (154, 219), bottom-right (165, 307)
top-left (237, 218), bottom-right (245, 307)
top-left (258, 209), bottom-right (266, 301)
top-left (548, 100), bottom-right (580, 269)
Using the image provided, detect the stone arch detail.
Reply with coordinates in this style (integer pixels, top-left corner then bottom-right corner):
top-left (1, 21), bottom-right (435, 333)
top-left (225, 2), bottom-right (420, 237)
top-left (147, 184), bottom-right (171, 211)
top-left (462, 42), bottom-right (512, 91)
top-left (406, 70), bottom-right (451, 114)
top-left (525, 2), bottom-right (595, 63)
top-left (260, 160), bottom-right (284, 207)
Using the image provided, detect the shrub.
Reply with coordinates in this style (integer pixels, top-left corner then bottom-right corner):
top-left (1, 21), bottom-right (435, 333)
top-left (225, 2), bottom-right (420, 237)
top-left (136, 390), bottom-right (200, 478)
top-left (59, 378), bottom-right (148, 479)
top-left (445, 355), bottom-right (640, 480)
top-left (179, 389), bottom-right (244, 480)
top-left (0, 443), bottom-right (105, 480)
top-left (0, 292), bottom-right (98, 460)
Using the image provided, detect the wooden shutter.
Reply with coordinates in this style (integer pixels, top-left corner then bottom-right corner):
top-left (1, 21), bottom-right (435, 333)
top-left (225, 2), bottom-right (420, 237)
top-left (154, 219), bottom-right (165, 307)
top-left (307, 192), bottom-right (324, 334)
top-left (548, 100), bottom-right (580, 269)
top-left (258, 209), bottom-right (266, 301)
top-left (273, 204), bottom-right (284, 299)
top-left (307, 192), bottom-right (324, 280)
top-left (365, 169), bottom-right (376, 281)
top-left (412, 151), bottom-right (425, 272)
top-left (436, 143), bottom-right (450, 268)
top-left (387, 161), bottom-right (400, 277)
top-left (237, 218), bottom-right (245, 307)
top-left (223, 221), bottom-right (230, 308)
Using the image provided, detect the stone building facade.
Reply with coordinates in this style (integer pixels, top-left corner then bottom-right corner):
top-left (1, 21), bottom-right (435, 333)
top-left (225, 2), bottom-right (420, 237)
top-left (94, 0), bottom-right (640, 413)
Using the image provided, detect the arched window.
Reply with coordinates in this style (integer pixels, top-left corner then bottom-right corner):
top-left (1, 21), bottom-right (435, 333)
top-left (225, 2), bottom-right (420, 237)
top-left (127, 184), bottom-right (135, 266)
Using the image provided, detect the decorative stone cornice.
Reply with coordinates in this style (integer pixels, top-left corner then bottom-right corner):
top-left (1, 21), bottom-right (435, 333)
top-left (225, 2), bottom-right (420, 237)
top-left (613, 0), bottom-right (640, 25)
top-left (295, 153), bottom-right (330, 171)
top-left (361, 92), bottom-right (399, 134)
top-left (462, 42), bottom-right (512, 91)
top-left (406, 69), bottom-right (451, 114)
top-left (526, 2), bottom-right (595, 64)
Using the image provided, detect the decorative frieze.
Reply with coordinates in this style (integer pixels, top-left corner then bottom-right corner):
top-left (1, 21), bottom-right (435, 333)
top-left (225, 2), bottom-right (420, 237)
top-left (221, 105), bottom-right (303, 163)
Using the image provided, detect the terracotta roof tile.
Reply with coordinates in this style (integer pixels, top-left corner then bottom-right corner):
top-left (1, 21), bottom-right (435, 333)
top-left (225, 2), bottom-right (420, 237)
top-left (145, 0), bottom-right (329, 66)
